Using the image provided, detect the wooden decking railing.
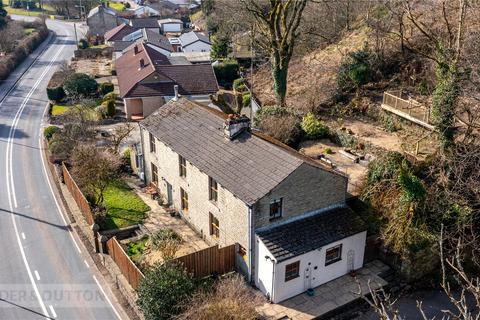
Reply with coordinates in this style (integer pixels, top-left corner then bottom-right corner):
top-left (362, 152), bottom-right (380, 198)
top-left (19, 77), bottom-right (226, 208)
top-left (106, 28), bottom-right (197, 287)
top-left (381, 91), bottom-right (434, 130)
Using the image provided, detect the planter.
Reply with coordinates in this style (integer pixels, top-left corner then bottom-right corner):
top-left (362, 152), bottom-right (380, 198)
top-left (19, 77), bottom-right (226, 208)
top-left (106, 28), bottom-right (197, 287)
top-left (306, 288), bottom-right (315, 297)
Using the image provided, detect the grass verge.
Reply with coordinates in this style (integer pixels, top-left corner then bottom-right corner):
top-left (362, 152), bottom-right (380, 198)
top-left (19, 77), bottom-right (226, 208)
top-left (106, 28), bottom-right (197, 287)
top-left (103, 179), bottom-right (150, 229)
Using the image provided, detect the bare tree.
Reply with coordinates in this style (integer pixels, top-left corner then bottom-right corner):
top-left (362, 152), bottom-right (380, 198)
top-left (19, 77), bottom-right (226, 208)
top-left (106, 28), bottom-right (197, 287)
top-left (71, 145), bottom-right (120, 205)
top-left (239, 0), bottom-right (308, 107)
top-left (110, 122), bottom-right (135, 154)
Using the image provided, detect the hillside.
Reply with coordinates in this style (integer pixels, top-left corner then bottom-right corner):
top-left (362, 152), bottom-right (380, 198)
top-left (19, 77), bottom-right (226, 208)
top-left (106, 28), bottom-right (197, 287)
top-left (252, 26), bottom-right (376, 112)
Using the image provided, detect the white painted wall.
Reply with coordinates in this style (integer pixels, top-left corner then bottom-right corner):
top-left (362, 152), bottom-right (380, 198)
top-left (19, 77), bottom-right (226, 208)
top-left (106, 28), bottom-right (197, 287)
top-left (162, 23), bottom-right (182, 33)
top-left (255, 236), bottom-right (276, 300)
top-left (182, 41), bottom-right (212, 53)
top-left (256, 231), bottom-right (367, 303)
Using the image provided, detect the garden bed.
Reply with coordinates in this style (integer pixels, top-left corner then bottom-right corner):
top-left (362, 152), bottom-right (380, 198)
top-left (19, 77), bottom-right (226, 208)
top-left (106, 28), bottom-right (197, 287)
top-left (103, 179), bottom-right (150, 230)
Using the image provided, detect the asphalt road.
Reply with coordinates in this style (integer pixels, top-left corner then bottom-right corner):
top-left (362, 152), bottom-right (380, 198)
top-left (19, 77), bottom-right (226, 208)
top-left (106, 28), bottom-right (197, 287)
top-left (0, 18), bottom-right (125, 319)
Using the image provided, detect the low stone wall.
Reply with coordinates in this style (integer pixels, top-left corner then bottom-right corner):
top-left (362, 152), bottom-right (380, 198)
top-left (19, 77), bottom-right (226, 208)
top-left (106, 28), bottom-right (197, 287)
top-left (73, 47), bottom-right (113, 59)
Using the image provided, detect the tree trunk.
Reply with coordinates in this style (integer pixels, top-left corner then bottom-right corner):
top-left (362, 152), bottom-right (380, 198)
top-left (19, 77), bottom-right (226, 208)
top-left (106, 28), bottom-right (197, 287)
top-left (271, 62), bottom-right (288, 107)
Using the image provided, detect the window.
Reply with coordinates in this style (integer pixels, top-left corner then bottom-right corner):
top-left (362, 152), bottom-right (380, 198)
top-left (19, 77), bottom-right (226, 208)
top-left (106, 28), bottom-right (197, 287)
top-left (269, 198), bottom-right (283, 220)
top-left (325, 244), bottom-right (342, 266)
top-left (149, 132), bottom-right (156, 153)
top-left (284, 261), bottom-right (300, 282)
top-left (208, 177), bottom-right (218, 202)
top-left (179, 155), bottom-right (187, 177)
top-left (209, 212), bottom-right (220, 238)
top-left (151, 163), bottom-right (158, 185)
top-left (180, 188), bottom-right (188, 212)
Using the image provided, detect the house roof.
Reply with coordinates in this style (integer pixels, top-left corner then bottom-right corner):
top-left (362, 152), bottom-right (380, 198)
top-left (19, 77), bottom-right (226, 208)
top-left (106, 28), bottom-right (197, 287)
top-left (140, 98), bottom-right (341, 205)
top-left (130, 17), bottom-right (159, 29)
top-left (257, 207), bottom-right (367, 262)
top-left (105, 23), bottom-right (136, 42)
top-left (116, 41), bottom-right (217, 98)
top-left (87, 5), bottom-right (117, 18)
top-left (158, 18), bottom-right (183, 25)
top-left (113, 41), bottom-right (134, 52)
top-left (179, 31), bottom-right (211, 47)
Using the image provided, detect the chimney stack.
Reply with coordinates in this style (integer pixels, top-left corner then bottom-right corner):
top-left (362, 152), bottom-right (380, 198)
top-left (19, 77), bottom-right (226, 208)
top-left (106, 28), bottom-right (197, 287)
top-left (223, 114), bottom-right (251, 140)
top-left (134, 45), bottom-right (139, 55)
top-left (172, 85), bottom-right (179, 101)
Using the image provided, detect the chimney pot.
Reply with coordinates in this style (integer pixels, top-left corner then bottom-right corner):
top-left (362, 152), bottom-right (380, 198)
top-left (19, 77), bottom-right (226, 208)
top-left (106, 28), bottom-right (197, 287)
top-left (172, 85), bottom-right (179, 101)
top-left (139, 58), bottom-right (145, 68)
top-left (224, 115), bottom-right (251, 140)
top-left (134, 45), bottom-right (139, 55)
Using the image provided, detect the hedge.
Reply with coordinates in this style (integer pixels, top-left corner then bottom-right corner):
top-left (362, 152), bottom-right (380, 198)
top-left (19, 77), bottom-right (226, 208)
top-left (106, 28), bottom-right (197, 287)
top-left (47, 86), bottom-right (65, 102)
top-left (0, 24), bottom-right (49, 80)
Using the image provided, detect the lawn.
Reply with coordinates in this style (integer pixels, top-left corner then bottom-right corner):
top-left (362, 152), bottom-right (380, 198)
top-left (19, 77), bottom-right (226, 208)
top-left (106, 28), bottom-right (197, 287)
top-left (89, 44), bottom-right (108, 49)
top-left (51, 104), bottom-right (70, 116)
top-left (108, 2), bottom-right (125, 11)
top-left (2, 0), bottom-right (55, 17)
top-left (103, 179), bottom-right (150, 230)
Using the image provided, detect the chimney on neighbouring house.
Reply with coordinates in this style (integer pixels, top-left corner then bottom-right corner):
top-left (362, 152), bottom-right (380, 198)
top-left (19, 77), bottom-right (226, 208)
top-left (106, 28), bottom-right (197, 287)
top-left (139, 58), bottom-right (145, 69)
top-left (134, 45), bottom-right (139, 55)
top-left (172, 85), bottom-right (179, 101)
top-left (223, 114), bottom-right (251, 140)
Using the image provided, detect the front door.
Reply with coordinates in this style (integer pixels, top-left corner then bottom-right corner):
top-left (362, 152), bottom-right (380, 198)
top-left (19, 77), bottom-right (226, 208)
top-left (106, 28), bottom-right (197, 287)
top-left (166, 182), bottom-right (173, 206)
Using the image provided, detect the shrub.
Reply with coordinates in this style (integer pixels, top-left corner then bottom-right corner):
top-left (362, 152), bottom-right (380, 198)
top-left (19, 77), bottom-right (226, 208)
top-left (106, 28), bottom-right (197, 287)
top-left (242, 92), bottom-right (251, 108)
top-left (78, 38), bottom-right (88, 49)
top-left (63, 73), bottom-right (98, 98)
top-left (105, 99), bottom-right (116, 117)
top-left (47, 86), bottom-right (65, 102)
top-left (337, 45), bottom-right (374, 92)
top-left (95, 104), bottom-right (108, 119)
top-left (257, 112), bottom-right (302, 147)
top-left (102, 92), bottom-right (117, 102)
top-left (366, 151), bottom-right (407, 185)
top-left (124, 2), bottom-right (131, 8)
top-left (232, 78), bottom-right (246, 91)
top-left (213, 59), bottom-right (239, 87)
top-left (137, 261), bottom-right (195, 320)
top-left (210, 33), bottom-right (231, 60)
top-left (178, 274), bottom-right (264, 320)
top-left (43, 125), bottom-right (60, 141)
top-left (324, 147), bottom-right (333, 154)
top-left (99, 82), bottom-right (114, 95)
top-left (300, 113), bottom-right (330, 139)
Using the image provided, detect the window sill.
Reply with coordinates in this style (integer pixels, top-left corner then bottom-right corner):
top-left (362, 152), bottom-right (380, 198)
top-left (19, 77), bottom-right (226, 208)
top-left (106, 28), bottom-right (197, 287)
top-left (285, 275), bottom-right (299, 282)
top-left (325, 258), bottom-right (342, 266)
top-left (269, 216), bottom-right (282, 222)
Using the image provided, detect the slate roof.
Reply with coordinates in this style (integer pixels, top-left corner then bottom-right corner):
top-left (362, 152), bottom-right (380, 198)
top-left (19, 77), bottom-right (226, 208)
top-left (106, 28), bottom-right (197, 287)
top-left (105, 23), bottom-right (136, 42)
top-left (140, 98), bottom-right (340, 205)
top-left (179, 31), bottom-right (211, 47)
top-left (257, 207), bottom-right (367, 262)
top-left (130, 17), bottom-right (159, 29)
top-left (116, 41), bottom-right (217, 98)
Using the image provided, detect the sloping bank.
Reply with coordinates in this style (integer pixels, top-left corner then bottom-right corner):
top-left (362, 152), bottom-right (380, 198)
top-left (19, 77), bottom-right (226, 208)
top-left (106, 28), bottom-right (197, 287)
top-left (0, 21), bottom-right (49, 80)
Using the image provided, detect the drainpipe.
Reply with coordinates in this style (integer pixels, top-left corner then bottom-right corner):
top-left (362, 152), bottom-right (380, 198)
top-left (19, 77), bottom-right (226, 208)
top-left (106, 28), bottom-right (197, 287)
top-left (248, 205), bottom-right (253, 283)
top-left (138, 124), bottom-right (146, 183)
top-left (265, 256), bottom-right (276, 303)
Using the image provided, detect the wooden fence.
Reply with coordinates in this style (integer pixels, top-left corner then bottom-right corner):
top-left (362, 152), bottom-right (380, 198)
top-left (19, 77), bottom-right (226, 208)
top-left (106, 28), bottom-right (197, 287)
top-left (106, 236), bottom-right (145, 290)
top-left (62, 163), bottom-right (95, 225)
top-left (173, 244), bottom-right (236, 278)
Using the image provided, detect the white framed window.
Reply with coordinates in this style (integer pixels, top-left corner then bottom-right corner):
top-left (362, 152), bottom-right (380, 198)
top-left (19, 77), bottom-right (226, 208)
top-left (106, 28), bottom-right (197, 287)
top-left (325, 244), bottom-right (342, 266)
top-left (269, 198), bottom-right (283, 220)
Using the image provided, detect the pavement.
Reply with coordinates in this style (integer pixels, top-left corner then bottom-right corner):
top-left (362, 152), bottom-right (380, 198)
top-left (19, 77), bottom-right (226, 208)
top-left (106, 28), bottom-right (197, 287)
top-left (0, 18), bottom-right (127, 319)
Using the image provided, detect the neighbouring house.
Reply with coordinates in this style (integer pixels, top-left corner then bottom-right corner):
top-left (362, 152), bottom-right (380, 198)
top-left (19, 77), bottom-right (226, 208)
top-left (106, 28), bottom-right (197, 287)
top-left (179, 31), bottom-right (211, 53)
top-left (87, 4), bottom-right (124, 37)
top-left (158, 18), bottom-right (183, 34)
top-left (137, 98), bottom-right (368, 303)
top-left (105, 24), bottom-right (174, 58)
top-left (116, 41), bottom-right (218, 120)
top-left (129, 17), bottom-right (160, 33)
top-left (126, 5), bottom-right (159, 17)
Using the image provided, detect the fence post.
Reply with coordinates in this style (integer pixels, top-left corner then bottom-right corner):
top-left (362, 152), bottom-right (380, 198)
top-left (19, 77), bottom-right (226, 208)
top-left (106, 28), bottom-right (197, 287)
top-left (92, 224), bottom-right (100, 253)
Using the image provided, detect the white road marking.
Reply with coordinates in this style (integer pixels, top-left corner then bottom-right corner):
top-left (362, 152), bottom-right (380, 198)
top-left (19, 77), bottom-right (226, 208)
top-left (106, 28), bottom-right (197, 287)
top-left (34, 270), bottom-right (41, 281)
top-left (93, 275), bottom-right (123, 320)
top-left (4, 42), bottom-right (65, 320)
top-left (21, 232), bottom-right (26, 240)
top-left (49, 305), bottom-right (57, 318)
top-left (84, 260), bottom-right (90, 268)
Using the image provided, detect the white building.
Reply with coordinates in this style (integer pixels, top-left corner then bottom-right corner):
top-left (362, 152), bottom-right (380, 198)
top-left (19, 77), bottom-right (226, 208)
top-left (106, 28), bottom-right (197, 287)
top-left (158, 18), bottom-right (183, 33)
top-left (179, 31), bottom-right (212, 53)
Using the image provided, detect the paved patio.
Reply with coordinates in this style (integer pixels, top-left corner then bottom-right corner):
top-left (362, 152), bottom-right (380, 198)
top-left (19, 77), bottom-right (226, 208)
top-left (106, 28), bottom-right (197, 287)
top-left (124, 177), bottom-right (209, 264)
top-left (256, 260), bottom-right (389, 320)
